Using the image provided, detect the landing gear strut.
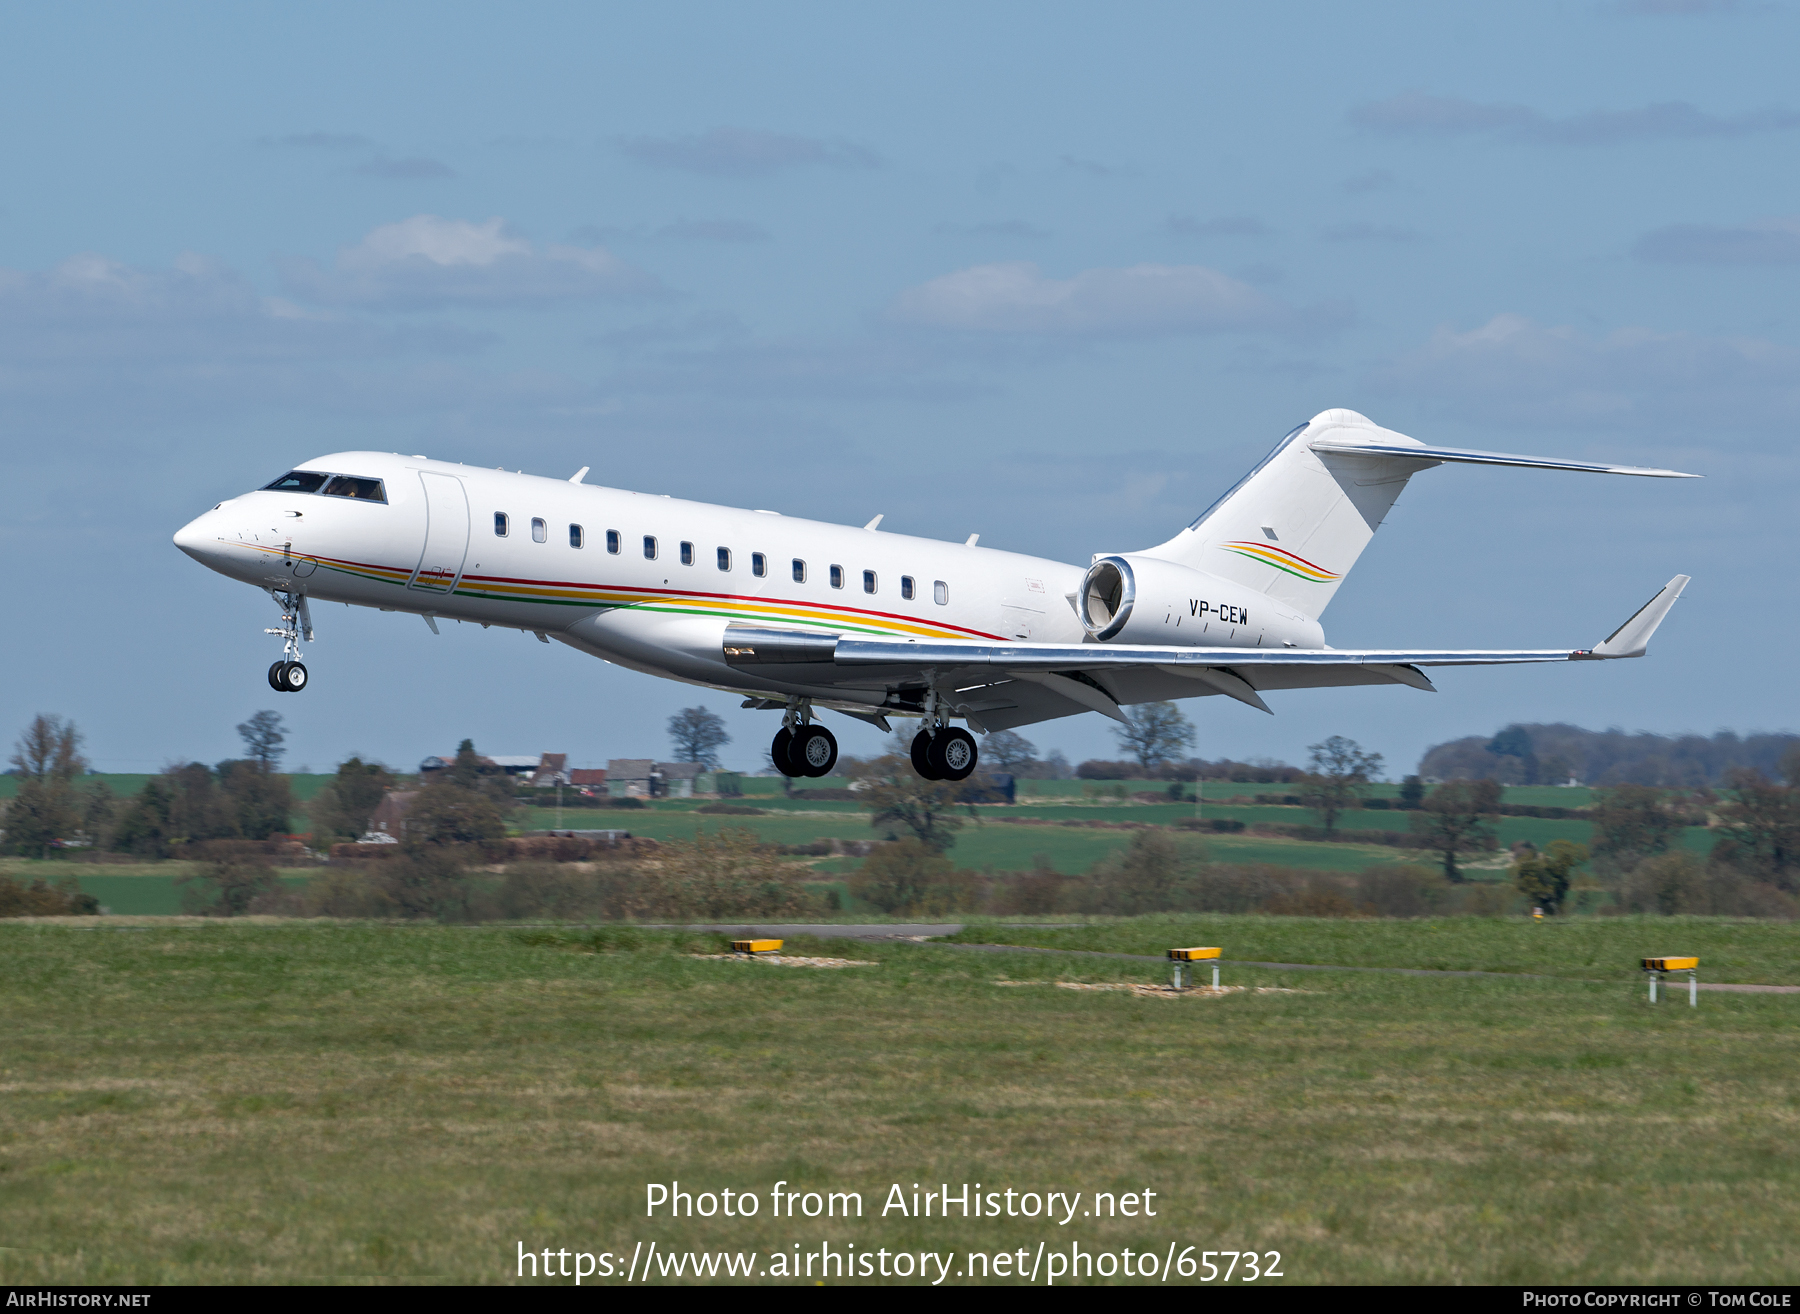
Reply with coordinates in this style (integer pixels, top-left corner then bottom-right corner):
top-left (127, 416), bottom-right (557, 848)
top-left (770, 701), bottom-right (838, 778)
top-left (908, 690), bottom-right (979, 781)
top-left (264, 588), bottom-right (312, 693)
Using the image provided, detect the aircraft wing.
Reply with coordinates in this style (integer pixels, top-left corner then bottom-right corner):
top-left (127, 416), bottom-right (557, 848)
top-left (722, 576), bottom-right (1689, 731)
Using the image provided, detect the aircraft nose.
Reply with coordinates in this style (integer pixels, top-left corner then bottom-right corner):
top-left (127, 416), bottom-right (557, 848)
top-left (173, 507), bottom-right (226, 563)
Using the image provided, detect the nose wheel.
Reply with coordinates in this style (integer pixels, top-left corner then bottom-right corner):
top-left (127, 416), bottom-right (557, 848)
top-left (263, 588), bottom-right (314, 693)
top-left (268, 661), bottom-right (309, 692)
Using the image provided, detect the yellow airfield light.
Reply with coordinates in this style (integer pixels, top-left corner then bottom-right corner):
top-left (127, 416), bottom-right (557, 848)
top-left (1168, 947), bottom-right (1222, 990)
top-left (733, 939), bottom-right (783, 955)
top-left (1642, 956), bottom-right (1699, 1007)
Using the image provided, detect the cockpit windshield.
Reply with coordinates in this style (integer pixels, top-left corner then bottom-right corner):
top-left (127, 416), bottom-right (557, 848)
top-left (261, 471), bottom-right (387, 503)
top-left (322, 475), bottom-right (386, 502)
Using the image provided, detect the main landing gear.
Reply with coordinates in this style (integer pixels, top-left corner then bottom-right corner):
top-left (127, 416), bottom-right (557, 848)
top-left (264, 588), bottom-right (313, 694)
top-left (911, 726), bottom-right (978, 781)
top-left (771, 702), bottom-right (839, 778)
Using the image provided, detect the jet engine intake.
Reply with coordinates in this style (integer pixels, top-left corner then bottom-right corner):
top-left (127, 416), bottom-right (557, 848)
top-left (1077, 554), bottom-right (1322, 648)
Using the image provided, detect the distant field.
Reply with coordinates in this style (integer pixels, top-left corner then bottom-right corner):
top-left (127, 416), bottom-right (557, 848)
top-left (2, 918), bottom-right (1797, 1284)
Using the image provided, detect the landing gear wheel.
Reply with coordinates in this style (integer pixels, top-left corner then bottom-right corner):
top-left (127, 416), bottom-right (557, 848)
top-left (910, 729), bottom-right (943, 781)
top-left (928, 727), bottom-right (978, 781)
top-left (789, 725), bottom-right (838, 778)
top-left (276, 661), bottom-right (308, 692)
top-left (268, 661), bottom-right (288, 691)
top-left (770, 728), bottom-right (801, 778)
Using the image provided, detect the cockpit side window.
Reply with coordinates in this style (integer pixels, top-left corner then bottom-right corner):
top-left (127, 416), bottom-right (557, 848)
top-left (322, 475), bottom-right (387, 503)
top-left (263, 471), bottom-right (328, 494)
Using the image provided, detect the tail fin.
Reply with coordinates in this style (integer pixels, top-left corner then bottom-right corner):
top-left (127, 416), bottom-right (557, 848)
top-left (1140, 409), bottom-right (1696, 620)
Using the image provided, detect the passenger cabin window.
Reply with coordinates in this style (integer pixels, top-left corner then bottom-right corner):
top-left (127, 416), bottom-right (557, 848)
top-left (792, 559), bottom-right (806, 583)
top-left (680, 541), bottom-right (695, 566)
top-left (606, 529), bottom-right (620, 554)
top-left (716, 547), bottom-right (731, 572)
top-left (751, 552), bottom-right (767, 578)
top-left (531, 517), bottom-right (548, 543)
top-left (901, 575), bottom-right (915, 601)
top-left (263, 471), bottom-right (327, 494)
top-left (643, 535), bottom-right (657, 560)
top-left (322, 475), bottom-right (386, 502)
top-left (829, 565), bottom-right (844, 589)
top-left (494, 512), bottom-right (509, 537)
top-left (569, 524), bottom-right (584, 549)
top-left (934, 580), bottom-right (948, 605)
top-left (862, 570), bottom-right (877, 594)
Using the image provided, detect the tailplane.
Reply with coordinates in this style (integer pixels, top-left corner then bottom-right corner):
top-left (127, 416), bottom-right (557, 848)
top-left (1140, 409), bottom-right (1696, 620)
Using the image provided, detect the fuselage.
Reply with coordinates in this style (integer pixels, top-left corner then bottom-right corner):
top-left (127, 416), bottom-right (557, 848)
top-left (173, 451), bottom-right (1319, 708)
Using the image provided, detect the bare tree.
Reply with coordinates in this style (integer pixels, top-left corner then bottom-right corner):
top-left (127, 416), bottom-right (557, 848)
top-left (236, 710), bottom-right (287, 772)
top-left (1410, 779), bottom-right (1502, 882)
top-left (5, 715), bottom-right (89, 857)
top-left (1300, 735), bottom-right (1384, 834)
top-left (1111, 702), bottom-right (1195, 774)
top-left (667, 706), bottom-right (731, 769)
top-left (982, 730), bottom-right (1038, 773)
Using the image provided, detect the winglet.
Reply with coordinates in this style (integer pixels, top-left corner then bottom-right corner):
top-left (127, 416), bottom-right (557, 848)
top-left (1589, 576), bottom-right (1690, 658)
top-left (569, 466), bottom-right (590, 483)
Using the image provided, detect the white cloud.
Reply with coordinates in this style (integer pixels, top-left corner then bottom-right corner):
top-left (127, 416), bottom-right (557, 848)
top-left (1633, 216), bottom-right (1800, 264)
top-left (1349, 93), bottom-right (1800, 144)
top-left (890, 261), bottom-right (1317, 337)
top-left (1372, 313), bottom-right (1800, 427)
top-left (616, 127), bottom-right (879, 177)
top-left (280, 215), bottom-right (660, 309)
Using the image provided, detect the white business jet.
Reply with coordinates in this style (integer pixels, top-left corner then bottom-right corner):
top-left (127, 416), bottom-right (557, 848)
top-left (174, 408), bottom-right (1694, 782)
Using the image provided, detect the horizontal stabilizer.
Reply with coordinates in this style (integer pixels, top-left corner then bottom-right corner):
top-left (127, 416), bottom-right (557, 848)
top-left (1309, 439), bottom-right (1699, 479)
top-left (1589, 575), bottom-right (1690, 658)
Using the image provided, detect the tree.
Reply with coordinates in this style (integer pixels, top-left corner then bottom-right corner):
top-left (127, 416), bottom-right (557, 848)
top-left (404, 783), bottom-right (508, 847)
top-left (216, 759), bottom-right (294, 839)
top-left (110, 778), bottom-right (175, 857)
top-left (1589, 784), bottom-right (1685, 875)
top-left (1111, 702), bottom-right (1195, 773)
top-left (1088, 829), bottom-right (1195, 914)
top-left (1398, 775), bottom-right (1426, 810)
top-left (308, 757), bottom-right (394, 841)
top-left (667, 706), bottom-right (731, 770)
top-left (444, 738), bottom-right (521, 809)
top-left (1299, 735), bottom-right (1384, 835)
top-left (1710, 768), bottom-right (1800, 892)
top-left (850, 839), bottom-right (975, 915)
top-left (860, 769), bottom-right (965, 853)
top-left (1512, 839), bottom-right (1590, 914)
top-left (642, 827), bottom-right (814, 918)
top-left (164, 763), bottom-right (241, 843)
top-left (5, 714), bottom-right (88, 856)
top-left (1410, 779), bottom-right (1502, 882)
top-left (981, 730), bottom-right (1038, 774)
top-left (236, 710), bottom-right (287, 771)
top-left (1485, 724), bottom-right (1539, 785)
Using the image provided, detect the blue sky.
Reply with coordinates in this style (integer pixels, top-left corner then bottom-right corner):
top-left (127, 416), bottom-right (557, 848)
top-left (2, 1), bottom-right (1795, 776)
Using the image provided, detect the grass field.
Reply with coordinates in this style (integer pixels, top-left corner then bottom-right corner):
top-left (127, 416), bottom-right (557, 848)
top-left (2, 917), bottom-right (1797, 1285)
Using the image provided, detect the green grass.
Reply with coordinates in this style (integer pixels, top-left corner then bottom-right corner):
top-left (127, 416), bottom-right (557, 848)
top-left (945, 915), bottom-right (1800, 985)
top-left (2, 918), bottom-right (1798, 1284)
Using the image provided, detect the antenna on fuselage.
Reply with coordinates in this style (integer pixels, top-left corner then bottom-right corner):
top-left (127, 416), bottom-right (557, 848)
top-left (570, 467), bottom-right (590, 484)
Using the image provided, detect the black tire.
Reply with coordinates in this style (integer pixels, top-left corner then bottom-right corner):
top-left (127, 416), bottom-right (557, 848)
top-left (268, 662), bottom-right (288, 691)
top-left (929, 727), bottom-right (978, 781)
top-left (790, 725), bottom-right (838, 778)
top-left (279, 661), bottom-right (308, 692)
top-left (770, 728), bottom-right (800, 778)
top-left (910, 729), bottom-right (943, 781)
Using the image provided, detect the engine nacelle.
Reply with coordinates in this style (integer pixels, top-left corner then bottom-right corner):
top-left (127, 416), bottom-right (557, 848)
top-left (1078, 554), bottom-right (1324, 648)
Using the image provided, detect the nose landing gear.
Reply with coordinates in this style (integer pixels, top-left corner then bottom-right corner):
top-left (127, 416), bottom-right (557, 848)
top-left (263, 588), bottom-right (313, 693)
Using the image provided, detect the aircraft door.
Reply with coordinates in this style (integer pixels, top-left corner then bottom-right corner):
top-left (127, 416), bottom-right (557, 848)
top-left (410, 472), bottom-right (470, 595)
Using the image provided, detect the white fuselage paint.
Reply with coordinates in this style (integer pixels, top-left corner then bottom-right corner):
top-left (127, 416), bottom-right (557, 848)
top-left (173, 452), bottom-right (1325, 707)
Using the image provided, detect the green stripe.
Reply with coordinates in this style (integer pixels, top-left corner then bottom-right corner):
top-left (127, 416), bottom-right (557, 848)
top-left (1224, 547), bottom-right (1334, 583)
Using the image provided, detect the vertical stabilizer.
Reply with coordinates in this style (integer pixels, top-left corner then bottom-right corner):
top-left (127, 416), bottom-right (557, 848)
top-left (1140, 409), bottom-right (1443, 619)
